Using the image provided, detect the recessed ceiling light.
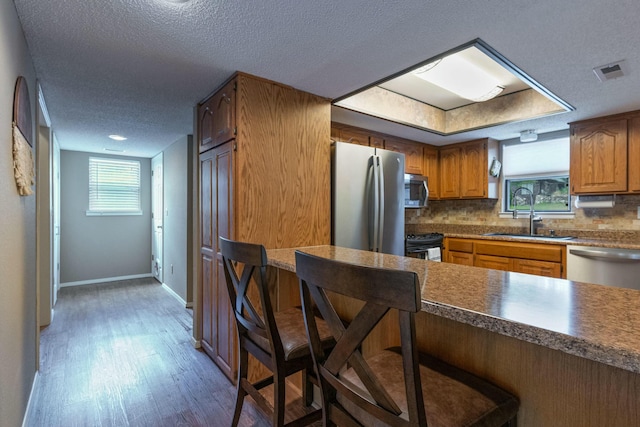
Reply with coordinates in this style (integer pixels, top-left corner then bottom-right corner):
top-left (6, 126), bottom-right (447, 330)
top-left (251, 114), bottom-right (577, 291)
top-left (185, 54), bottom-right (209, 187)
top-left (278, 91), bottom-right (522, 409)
top-left (413, 54), bottom-right (504, 102)
top-left (108, 134), bottom-right (127, 141)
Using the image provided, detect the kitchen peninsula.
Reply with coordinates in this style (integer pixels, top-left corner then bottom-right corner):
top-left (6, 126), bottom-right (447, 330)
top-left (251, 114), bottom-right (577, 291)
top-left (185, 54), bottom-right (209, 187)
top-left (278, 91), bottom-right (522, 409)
top-left (267, 245), bottom-right (640, 427)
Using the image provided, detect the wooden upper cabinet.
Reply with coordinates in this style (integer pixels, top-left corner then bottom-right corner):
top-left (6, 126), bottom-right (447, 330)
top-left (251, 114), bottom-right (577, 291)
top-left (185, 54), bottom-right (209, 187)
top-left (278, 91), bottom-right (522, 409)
top-left (199, 79), bottom-right (236, 153)
top-left (439, 146), bottom-right (460, 198)
top-left (211, 79), bottom-right (236, 148)
top-left (369, 135), bottom-right (384, 148)
top-left (570, 119), bottom-right (628, 194)
top-left (384, 137), bottom-right (424, 175)
top-left (628, 117), bottom-right (640, 193)
top-left (423, 146), bottom-right (439, 199)
top-left (439, 139), bottom-right (498, 199)
top-left (460, 141), bottom-right (487, 197)
top-left (336, 127), bottom-right (370, 146)
top-left (198, 98), bottom-right (214, 153)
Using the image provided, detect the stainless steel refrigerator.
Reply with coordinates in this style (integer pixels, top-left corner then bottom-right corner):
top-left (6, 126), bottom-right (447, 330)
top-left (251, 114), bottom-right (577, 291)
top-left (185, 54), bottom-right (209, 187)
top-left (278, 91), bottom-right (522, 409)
top-left (332, 141), bottom-right (405, 256)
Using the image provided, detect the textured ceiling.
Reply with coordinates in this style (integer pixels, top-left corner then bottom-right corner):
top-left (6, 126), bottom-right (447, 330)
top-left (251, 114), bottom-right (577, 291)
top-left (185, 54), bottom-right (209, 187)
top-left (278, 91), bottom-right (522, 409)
top-left (12, 0), bottom-right (640, 157)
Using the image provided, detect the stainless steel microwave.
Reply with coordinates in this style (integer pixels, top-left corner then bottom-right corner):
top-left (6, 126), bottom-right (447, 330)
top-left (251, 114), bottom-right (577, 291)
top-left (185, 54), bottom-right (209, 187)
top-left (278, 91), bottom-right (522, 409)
top-left (404, 174), bottom-right (429, 208)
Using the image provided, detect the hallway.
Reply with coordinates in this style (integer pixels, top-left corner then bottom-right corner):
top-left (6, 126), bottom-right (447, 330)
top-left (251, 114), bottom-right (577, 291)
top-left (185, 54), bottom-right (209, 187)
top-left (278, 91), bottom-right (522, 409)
top-left (26, 279), bottom-right (277, 426)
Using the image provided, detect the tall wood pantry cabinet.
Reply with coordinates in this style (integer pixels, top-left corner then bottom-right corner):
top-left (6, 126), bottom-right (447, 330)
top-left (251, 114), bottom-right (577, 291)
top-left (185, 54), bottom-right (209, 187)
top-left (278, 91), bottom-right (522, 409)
top-left (197, 72), bottom-right (331, 382)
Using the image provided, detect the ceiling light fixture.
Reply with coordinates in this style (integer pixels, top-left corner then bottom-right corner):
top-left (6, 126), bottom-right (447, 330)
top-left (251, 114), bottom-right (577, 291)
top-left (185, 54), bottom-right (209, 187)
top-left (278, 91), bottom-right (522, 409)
top-left (413, 54), bottom-right (504, 102)
top-left (108, 134), bottom-right (127, 141)
top-left (520, 129), bottom-right (538, 142)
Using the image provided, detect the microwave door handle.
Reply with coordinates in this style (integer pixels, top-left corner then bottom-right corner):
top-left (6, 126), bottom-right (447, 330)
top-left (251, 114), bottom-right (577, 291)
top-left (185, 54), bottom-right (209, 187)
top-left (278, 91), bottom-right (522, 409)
top-left (377, 155), bottom-right (385, 252)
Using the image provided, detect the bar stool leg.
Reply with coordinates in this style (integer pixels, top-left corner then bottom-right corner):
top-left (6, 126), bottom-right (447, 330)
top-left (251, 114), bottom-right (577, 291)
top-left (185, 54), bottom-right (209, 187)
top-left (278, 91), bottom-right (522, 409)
top-left (230, 348), bottom-right (249, 427)
top-left (302, 369), bottom-right (313, 407)
top-left (273, 372), bottom-right (286, 426)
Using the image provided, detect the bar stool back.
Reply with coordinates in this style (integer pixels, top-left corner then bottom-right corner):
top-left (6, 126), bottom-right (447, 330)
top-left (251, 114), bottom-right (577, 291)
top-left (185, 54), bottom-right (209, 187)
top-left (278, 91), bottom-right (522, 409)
top-left (295, 250), bottom-right (519, 427)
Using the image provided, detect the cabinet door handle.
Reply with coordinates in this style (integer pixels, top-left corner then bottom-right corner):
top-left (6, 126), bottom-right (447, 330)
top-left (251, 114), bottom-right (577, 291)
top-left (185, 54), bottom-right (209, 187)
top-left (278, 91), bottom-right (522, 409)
top-left (219, 94), bottom-right (231, 106)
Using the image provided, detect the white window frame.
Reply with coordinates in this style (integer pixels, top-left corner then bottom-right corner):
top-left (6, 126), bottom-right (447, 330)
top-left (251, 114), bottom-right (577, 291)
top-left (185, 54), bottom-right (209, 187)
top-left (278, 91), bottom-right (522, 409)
top-left (87, 157), bottom-right (142, 216)
top-left (499, 130), bottom-right (574, 219)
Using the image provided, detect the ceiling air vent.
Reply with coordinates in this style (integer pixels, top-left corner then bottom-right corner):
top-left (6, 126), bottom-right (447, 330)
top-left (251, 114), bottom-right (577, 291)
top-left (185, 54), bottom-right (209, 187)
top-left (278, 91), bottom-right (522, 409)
top-left (593, 60), bottom-right (627, 82)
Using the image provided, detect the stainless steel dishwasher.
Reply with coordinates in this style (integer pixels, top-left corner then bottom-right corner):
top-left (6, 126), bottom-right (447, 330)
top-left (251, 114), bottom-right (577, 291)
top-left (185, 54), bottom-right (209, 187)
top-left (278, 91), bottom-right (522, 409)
top-left (566, 245), bottom-right (640, 290)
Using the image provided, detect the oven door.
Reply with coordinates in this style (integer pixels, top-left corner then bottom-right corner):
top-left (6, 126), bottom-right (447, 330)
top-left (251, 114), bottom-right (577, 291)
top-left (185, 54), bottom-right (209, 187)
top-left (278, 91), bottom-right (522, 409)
top-left (406, 244), bottom-right (442, 261)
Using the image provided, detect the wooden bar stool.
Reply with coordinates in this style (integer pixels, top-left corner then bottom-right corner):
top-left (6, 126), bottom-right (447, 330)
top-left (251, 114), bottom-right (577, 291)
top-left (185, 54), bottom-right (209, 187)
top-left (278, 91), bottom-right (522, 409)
top-left (219, 237), bottom-right (335, 427)
top-left (295, 250), bottom-right (519, 427)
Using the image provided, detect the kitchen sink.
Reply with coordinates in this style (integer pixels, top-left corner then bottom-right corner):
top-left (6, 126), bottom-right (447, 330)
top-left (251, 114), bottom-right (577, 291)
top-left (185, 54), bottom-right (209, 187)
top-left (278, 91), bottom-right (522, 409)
top-left (482, 233), bottom-right (575, 240)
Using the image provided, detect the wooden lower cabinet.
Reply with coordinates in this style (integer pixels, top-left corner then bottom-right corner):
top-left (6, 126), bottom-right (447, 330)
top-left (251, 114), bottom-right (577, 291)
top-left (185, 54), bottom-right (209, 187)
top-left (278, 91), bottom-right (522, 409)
top-left (512, 258), bottom-right (562, 277)
top-left (475, 254), bottom-right (510, 271)
top-left (200, 143), bottom-right (237, 381)
top-left (448, 251), bottom-right (474, 266)
top-left (444, 237), bottom-right (565, 278)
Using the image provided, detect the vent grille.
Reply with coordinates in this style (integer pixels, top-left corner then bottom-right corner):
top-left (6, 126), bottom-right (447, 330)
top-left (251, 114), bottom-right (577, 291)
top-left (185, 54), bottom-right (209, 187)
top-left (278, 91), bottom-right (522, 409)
top-left (593, 60), bottom-right (627, 82)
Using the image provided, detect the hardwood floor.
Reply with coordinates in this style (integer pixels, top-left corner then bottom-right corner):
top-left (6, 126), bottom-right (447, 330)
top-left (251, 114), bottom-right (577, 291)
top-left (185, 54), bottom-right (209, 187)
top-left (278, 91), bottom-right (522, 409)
top-left (27, 278), bottom-right (317, 427)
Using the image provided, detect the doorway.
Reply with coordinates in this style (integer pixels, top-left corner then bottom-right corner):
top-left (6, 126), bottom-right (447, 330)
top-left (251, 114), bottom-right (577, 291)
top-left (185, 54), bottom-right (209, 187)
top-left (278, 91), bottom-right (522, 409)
top-left (151, 153), bottom-right (163, 283)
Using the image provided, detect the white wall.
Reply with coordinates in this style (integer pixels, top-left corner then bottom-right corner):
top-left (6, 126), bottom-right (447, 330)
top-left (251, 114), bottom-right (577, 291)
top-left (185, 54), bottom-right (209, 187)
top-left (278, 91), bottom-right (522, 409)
top-left (162, 135), bottom-right (193, 303)
top-left (59, 151), bottom-right (152, 284)
top-left (0, 2), bottom-right (38, 426)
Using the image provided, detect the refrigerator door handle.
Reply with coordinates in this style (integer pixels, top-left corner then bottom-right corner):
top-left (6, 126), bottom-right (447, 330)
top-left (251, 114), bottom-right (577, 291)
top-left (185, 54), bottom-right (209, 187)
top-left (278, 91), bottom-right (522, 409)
top-left (377, 155), bottom-right (385, 252)
top-left (372, 155), bottom-right (381, 251)
top-left (366, 155), bottom-right (377, 251)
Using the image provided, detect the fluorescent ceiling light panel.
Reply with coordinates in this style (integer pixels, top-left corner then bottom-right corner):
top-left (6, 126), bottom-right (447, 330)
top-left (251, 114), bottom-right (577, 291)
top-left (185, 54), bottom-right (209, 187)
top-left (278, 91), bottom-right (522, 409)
top-left (413, 54), bottom-right (504, 102)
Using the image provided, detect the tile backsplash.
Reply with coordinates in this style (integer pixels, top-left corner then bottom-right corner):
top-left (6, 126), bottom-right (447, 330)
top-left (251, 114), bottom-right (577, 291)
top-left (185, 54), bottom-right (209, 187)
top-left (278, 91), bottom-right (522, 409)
top-left (406, 194), bottom-right (640, 239)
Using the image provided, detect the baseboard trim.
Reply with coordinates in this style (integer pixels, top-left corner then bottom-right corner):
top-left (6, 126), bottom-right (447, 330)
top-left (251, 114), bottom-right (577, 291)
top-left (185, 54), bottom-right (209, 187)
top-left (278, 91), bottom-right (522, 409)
top-left (22, 371), bottom-right (39, 427)
top-left (161, 283), bottom-right (187, 307)
top-left (60, 274), bottom-right (153, 288)
top-left (191, 336), bottom-right (202, 349)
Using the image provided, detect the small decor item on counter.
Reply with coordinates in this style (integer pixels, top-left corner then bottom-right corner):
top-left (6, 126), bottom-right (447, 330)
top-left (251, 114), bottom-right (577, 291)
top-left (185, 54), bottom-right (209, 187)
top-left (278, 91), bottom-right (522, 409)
top-left (12, 76), bottom-right (35, 196)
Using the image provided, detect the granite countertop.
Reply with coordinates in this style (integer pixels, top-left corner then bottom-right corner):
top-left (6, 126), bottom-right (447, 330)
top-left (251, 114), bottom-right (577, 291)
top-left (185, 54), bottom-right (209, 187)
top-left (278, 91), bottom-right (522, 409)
top-left (267, 245), bottom-right (640, 374)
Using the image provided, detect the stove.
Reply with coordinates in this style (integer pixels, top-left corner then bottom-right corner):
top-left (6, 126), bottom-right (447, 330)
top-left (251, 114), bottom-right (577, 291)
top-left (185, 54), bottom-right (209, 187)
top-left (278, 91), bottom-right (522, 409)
top-left (405, 233), bottom-right (444, 260)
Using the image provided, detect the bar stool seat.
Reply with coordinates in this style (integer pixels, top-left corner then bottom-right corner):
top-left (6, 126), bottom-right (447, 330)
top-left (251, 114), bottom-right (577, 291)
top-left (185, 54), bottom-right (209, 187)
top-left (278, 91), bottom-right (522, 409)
top-left (339, 347), bottom-right (519, 427)
top-left (248, 307), bottom-right (334, 361)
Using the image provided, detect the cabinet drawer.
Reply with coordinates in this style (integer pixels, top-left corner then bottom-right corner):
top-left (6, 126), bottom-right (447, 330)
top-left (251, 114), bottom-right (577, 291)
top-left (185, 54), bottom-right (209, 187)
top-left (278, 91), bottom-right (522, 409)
top-left (447, 239), bottom-right (474, 253)
top-left (475, 254), bottom-right (511, 271)
top-left (475, 241), bottom-right (562, 263)
top-left (512, 259), bottom-right (562, 278)
top-left (448, 251), bottom-right (474, 266)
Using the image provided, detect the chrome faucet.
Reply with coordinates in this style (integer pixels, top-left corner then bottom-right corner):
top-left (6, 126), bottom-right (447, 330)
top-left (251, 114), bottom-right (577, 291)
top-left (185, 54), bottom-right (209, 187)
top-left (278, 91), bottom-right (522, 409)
top-left (512, 187), bottom-right (542, 236)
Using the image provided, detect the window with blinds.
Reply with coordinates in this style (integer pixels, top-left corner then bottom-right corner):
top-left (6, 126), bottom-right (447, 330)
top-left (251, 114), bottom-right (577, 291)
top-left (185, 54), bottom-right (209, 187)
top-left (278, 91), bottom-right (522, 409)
top-left (502, 135), bottom-right (571, 213)
top-left (87, 157), bottom-right (142, 215)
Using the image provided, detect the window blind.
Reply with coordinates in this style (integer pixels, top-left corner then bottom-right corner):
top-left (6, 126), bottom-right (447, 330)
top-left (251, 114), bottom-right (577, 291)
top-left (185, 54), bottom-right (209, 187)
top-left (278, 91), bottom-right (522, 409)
top-left (88, 157), bottom-right (141, 213)
top-left (502, 137), bottom-right (569, 177)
